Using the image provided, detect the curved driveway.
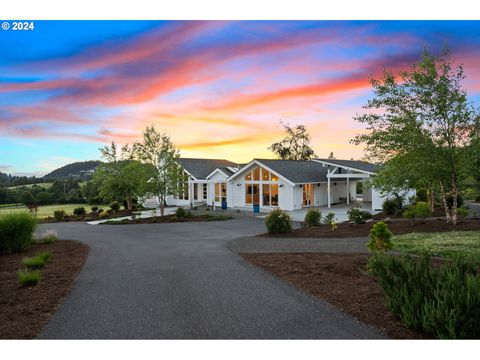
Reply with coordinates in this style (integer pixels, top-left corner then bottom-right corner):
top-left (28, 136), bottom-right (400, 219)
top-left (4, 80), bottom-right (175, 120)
top-left (38, 218), bottom-right (384, 339)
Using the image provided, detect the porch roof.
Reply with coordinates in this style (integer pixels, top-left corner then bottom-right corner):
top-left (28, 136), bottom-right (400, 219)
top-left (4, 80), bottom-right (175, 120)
top-left (177, 158), bottom-right (238, 180)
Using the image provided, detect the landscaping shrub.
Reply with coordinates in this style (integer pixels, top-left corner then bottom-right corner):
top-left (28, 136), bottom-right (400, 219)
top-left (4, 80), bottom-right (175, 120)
top-left (347, 207), bottom-right (371, 224)
top-left (99, 210), bottom-right (109, 218)
top-left (0, 212), bottom-right (37, 253)
top-left (109, 201), bottom-right (120, 212)
top-left (476, 195), bottom-right (480, 203)
top-left (368, 253), bottom-right (480, 339)
top-left (97, 208), bottom-right (104, 213)
top-left (457, 206), bottom-right (469, 222)
top-left (91, 206), bottom-right (99, 213)
top-left (304, 208), bottom-right (321, 227)
top-left (73, 207), bottom-right (86, 216)
top-left (22, 251), bottom-right (52, 269)
top-left (18, 269), bottom-right (41, 286)
top-left (322, 212), bottom-right (335, 225)
top-left (414, 201), bottom-right (430, 222)
top-left (367, 221), bottom-right (393, 253)
top-left (403, 201), bottom-right (431, 225)
top-left (382, 198), bottom-right (402, 215)
top-left (265, 209), bottom-right (292, 234)
top-left (175, 207), bottom-right (187, 218)
top-left (38, 230), bottom-right (58, 244)
top-left (446, 193), bottom-right (464, 209)
top-left (53, 210), bottom-right (66, 221)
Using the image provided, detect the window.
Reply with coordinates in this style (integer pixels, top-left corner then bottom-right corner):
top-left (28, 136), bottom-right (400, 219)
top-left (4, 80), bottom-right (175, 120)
top-left (221, 183), bottom-right (227, 202)
top-left (245, 184), bottom-right (258, 204)
top-left (245, 184), bottom-right (253, 204)
top-left (245, 171), bottom-right (252, 181)
top-left (203, 184), bottom-right (207, 200)
top-left (176, 170), bottom-right (189, 200)
top-left (215, 183), bottom-right (220, 202)
top-left (262, 184), bottom-right (270, 206)
top-left (262, 168), bottom-right (270, 181)
top-left (271, 184), bottom-right (278, 206)
top-left (193, 183), bottom-right (198, 201)
top-left (252, 166), bottom-right (260, 181)
top-left (271, 173), bottom-right (278, 182)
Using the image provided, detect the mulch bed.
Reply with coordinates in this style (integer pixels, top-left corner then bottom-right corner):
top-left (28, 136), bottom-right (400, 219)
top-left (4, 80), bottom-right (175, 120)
top-left (241, 252), bottom-right (429, 339)
top-left (0, 241), bottom-right (89, 339)
top-left (372, 207), bottom-right (446, 220)
top-left (40, 209), bottom-right (134, 223)
top-left (100, 214), bottom-right (233, 225)
top-left (263, 218), bottom-right (480, 238)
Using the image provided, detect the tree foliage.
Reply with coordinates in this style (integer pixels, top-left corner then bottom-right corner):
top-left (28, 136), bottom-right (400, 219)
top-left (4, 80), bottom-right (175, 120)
top-left (93, 142), bottom-right (151, 210)
top-left (133, 126), bottom-right (181, 215)
top-left (269, 122), bottom-right (316, 160)
top-left (352, 48), bottom-right (479, 224)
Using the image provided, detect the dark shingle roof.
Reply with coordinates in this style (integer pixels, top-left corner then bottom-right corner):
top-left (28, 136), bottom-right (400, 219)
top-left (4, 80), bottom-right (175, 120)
top-left (177, 158), bottom-right (238, 179)
top-left (254, 159), bottom-right (329, 183)
top-left (314, 158), bottom-right (380, 173)
top-left (217, 167), bottom-right (235, 177)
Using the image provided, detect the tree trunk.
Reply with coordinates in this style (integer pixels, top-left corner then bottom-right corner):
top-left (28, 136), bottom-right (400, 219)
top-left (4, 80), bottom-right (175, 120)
top-left (451, 173), bottom-right (458, 225)
top-left (159, 194), bottom-right (165, 216)
top-left (439, 182), bottom-right (452, 224)
top-left (428, 188), bottom-right (435, 213)
top-left (126, 196), bottom-right (132, 211)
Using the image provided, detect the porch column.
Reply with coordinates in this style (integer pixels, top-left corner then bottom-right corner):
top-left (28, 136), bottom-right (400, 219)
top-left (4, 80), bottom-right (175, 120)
top-left (190, 179), bottom-right (194, 209)
top-left (346, 171), bottom-right (350, 205)
top-left (327, 166), bottom-right (331, 208)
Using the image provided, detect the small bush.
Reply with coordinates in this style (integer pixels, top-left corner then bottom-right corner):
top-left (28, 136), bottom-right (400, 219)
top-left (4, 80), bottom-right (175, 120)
top-left (18, 269), bottom-right (41, 286)
top-left (53, 210), bottom-right (66, 221)
top-left (347, 207), bottom-right (371, 224)
top-left (73, 207), bottom-right (86, 216)
top-left (22, 251), bottom-right (52, 269)
top-left (414, 201), bottom-right (430, 222)
top-left (368, 254), bottom-right (480, 339)
top-left (322, 212), bottom-right (335, 225)
top-left (99, 210), bottom-right (109, 218)
top-left (97, 208), bottom-right (104, 213)
top-left (0, 212), bottom-right (37, 253)
top-left (457, 207), bottom-right (469, 222)
top-left (475, 195), bottom-right (480, 203)
top-left (38, 230), bottom-right (58, 244)
top-left (403, 201), bottom-right (430, 225)
top-left (382, 198), bottom-right (401, 216)
top-left (175, 207), bottom-right (187, 218)
top-left (91, 206), bottom-right (99, 212)
top-left (265, 209), bottom-right (292, 234)
top-left (367, 221), bottom-right (393, 253)
top-left (109, 201), bottom-right (120, 212)
top-left (304, 208), bottom-right (321, 227)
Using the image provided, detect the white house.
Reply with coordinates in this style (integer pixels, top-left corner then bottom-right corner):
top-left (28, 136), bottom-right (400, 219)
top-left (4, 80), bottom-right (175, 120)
top-left (145, 157), bottom-right (413, 212)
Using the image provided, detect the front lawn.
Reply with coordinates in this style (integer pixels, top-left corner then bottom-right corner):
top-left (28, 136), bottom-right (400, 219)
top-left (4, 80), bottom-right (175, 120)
top-left (393, 231), bottom-right (480, 258)
top-left (0, 203), bottom-right (108, 219)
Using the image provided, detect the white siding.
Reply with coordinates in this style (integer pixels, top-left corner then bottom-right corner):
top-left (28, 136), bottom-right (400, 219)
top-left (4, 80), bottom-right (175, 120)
top-left (279, 181), bottom-right (295, 210)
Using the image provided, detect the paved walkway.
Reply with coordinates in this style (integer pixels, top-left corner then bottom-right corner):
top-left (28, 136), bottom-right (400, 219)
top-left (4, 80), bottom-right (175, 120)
top-left (229, 236), bottom-right (370, 254)
top-left (37, 218), bottom-right (383, 339)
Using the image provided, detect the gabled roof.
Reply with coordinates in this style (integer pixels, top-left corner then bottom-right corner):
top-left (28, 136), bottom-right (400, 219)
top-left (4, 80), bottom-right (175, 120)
top-left (177, 158), bottom-right (238, 180)
top-left (205, 166), bottom-right (236, 180)
top-left (228, 159), bottom-right (330, 185)
top-left (314, 158), bottom-right (380, 174)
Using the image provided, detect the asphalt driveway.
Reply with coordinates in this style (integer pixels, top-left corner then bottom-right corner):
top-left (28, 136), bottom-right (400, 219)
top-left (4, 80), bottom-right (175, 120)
top-left (37, 218), bottom-right (384, 339)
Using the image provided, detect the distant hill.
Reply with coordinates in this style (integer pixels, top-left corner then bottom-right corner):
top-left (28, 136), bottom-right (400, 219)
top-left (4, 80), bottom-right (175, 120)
top-left (43, 160), bottom-right (102, 180)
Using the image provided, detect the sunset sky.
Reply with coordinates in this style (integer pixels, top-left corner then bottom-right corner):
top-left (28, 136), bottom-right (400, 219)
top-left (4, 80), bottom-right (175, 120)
top-left (1, 20), bottom-right (479, 176)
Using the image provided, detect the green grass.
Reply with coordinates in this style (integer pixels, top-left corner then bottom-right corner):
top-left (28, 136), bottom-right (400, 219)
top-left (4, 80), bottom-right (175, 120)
top-left (18, 269), bottom-right (41, 286)
top-left (22, 251), bottom-right (52, 269)
top-left (0, 203), bottom-right (108, 219)
top-left (393, 231), bottom-right (480, 258)
top-left (7, 182), bottom-right (53, 190)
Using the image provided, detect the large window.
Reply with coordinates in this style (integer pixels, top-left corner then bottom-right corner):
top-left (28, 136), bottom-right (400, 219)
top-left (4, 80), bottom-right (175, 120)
top-left (245, 184), bottom-right (259, 205)
top-left (202, 184), bottom-right (207, 200)
top-left (176, 170), bottom-right (189, 200)
top-left (245, 166), bottom-right (277, 206)
top-left (215, 182), bottom-right (227, 202)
